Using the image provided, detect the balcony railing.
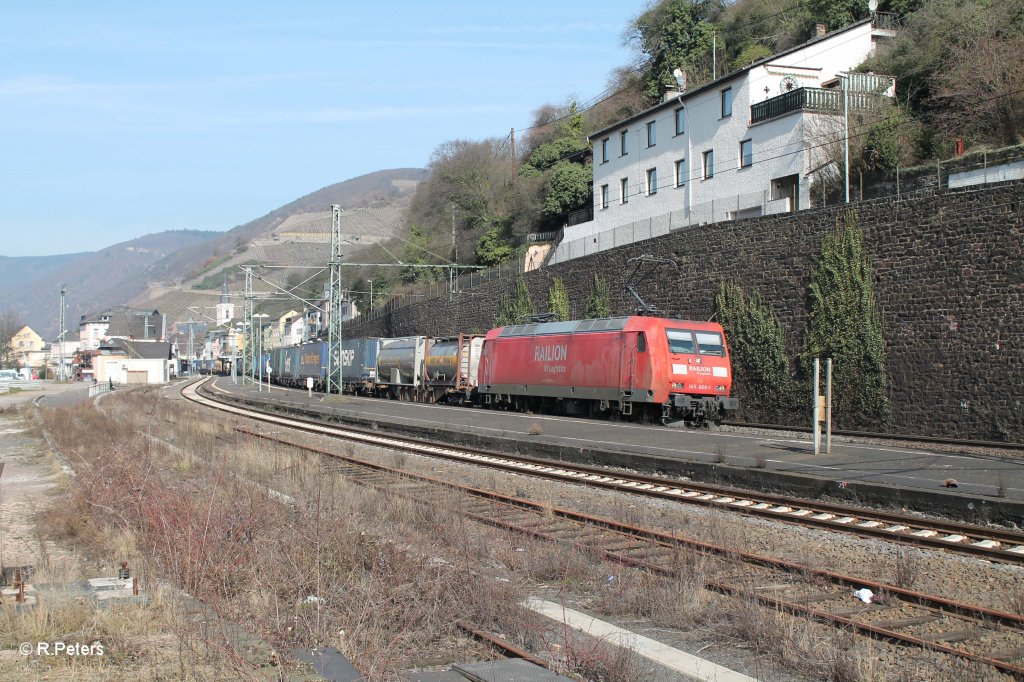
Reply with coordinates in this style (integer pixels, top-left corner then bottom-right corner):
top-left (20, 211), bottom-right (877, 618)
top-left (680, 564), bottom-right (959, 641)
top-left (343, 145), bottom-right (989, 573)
top-left (750, 86), bottom-right (887, 125)
top-left (566, 204), bottom-right (594, 226)
top-left (871, 12), bottom-right (901, 31)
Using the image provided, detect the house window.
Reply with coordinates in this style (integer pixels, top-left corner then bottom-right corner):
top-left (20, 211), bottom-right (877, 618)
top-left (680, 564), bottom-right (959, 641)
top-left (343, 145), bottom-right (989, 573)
top-left (646, 120), bottom-right (656, 147)
top-left (674, 107), bottom-right (685, 135)
top-left (721, 87), bottom-right (733, 118)
top-left (620, 177), bottom-right (629, 204)
top-left (620, 130), bottom-right (628, 156)
top-left (740, 139), bottom-right (753, 168)
top-left (675, 158), bottom-right (687, 187)
top-left (703, 150), bottom-right (714, 179)
top-left (646, 167), bottom-right (658, 195)
top-left (601, 138), bottom-right (609, 164)
top-left (600, 184), bottom-right (609, 209)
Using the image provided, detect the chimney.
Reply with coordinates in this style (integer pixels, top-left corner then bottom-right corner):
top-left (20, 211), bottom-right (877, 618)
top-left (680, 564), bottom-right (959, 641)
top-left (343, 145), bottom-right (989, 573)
top-left (815, 23), bottom-right (827, 37)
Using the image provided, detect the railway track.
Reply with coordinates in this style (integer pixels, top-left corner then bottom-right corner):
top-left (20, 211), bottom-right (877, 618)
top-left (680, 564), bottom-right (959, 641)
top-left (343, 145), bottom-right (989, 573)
top-left (178, 380), bottom-right (1024, 677)
top-left (187, 378), bottom-right (1024, 566)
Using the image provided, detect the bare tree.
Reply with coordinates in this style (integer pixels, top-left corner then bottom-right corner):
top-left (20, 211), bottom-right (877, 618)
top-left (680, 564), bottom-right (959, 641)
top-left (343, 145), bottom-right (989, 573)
top-left (934, 31), bottom-right (1024, 144)
top-left (0, 311), bottom-right (25, 367)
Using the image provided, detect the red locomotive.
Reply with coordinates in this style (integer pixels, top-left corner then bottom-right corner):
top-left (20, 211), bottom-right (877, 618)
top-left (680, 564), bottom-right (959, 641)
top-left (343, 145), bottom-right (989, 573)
top-left (477, 315), bottom-right (737, 426)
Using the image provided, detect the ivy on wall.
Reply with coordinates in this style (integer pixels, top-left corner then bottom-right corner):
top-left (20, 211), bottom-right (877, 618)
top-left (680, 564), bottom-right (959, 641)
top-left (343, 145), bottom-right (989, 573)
top-left (583, 274), bottom-right (611, 319)
top-left (547, 277), bottom-right (570, 321)
top-left (802, 211), bottom-right (891, 428)
top-left (495, 277), bottom-right (535, 327)
top-left (714, 281), bottom-right (793, 421)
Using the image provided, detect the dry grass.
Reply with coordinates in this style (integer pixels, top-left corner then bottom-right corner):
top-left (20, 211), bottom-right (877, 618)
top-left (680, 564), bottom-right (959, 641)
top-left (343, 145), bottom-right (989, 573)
top-left (25, 387), bottom-right (897, 680)
top-left (718, 598), bottom-right (859, 682)
top-left (892, 547), bottom-right (920, 590)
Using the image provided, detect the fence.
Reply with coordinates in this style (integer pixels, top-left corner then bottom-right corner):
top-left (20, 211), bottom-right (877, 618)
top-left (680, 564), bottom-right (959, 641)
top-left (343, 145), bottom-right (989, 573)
top-left (0, 380), bottom-right (44, 394)
top-left (345, 258), bottom-right (533, 330)
top-left (88, 382), bottom-right (113, 397)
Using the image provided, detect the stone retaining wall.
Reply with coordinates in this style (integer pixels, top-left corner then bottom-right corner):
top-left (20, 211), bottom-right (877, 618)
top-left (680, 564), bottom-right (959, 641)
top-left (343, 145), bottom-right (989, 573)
top-left (346, 181), bottom-right (1024, 441)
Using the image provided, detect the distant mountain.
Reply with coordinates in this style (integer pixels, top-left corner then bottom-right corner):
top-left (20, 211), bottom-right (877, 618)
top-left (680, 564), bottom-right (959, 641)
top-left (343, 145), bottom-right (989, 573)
top-left (0, 253), bottom-right (91, 293)
top-left (0, 231), bottom-right (221, 340)
top-left (0, 168), bottom-right (426, 340)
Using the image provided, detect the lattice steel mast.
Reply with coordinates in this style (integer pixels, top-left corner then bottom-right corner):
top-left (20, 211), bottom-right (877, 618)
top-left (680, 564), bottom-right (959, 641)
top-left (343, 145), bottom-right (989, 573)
top-left (326, 204), bottom-right (344, 393)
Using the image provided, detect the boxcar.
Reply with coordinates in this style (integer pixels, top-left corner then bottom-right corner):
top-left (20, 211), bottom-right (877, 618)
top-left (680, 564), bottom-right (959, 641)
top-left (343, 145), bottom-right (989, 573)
top-left (477, 316), bottom-right (737, 425)
top-left (341, 337), bottom-right (381, 393)
top-left (296, 342), bottom-right (327, 390)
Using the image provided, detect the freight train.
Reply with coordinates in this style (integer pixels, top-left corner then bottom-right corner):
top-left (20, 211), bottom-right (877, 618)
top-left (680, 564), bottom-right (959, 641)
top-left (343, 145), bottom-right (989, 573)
top-left (263, 315), bottom-right (737, 426)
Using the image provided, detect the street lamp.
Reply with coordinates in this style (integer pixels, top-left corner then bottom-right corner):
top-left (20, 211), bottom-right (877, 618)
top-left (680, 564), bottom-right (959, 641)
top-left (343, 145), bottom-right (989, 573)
top-left (253, 314), bottom-right (269, 391)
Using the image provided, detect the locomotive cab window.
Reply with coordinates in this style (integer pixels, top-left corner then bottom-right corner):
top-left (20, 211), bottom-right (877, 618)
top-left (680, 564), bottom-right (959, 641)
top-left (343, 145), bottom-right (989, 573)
top-left (695, 331), bottom-right (725, 356)
top-left (637, 332), bottom-right (647, 352)
top-left (666, 329), bottom-right (696, 354)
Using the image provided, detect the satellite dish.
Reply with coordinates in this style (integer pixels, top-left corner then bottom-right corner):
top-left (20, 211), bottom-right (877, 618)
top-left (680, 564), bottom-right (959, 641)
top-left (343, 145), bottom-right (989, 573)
top-left (868, 0), bottom-right (878, 11)
top-left (672, 68), bottom-right (687, 90)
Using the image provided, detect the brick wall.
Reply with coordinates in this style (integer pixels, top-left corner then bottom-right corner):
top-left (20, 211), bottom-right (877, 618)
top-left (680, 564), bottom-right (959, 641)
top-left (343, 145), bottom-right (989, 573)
top-left (345, 182), bottom-right (1024, 441)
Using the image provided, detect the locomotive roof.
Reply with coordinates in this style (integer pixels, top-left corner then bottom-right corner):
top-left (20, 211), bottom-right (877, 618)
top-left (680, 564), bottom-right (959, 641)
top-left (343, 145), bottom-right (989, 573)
top-left (498, 316), bottom-right (631, 337)
top-left (497, 316), bottom-right (721, 338)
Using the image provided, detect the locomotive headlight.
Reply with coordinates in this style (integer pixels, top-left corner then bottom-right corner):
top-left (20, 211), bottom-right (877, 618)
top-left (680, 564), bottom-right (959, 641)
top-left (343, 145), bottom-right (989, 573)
top-left (716, 385), bottom-right (726, 392)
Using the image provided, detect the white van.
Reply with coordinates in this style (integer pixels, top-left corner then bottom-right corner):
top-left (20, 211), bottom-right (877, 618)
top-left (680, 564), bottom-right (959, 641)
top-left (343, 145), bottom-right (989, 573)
top-left (0, 369), bottom-right (19, 382)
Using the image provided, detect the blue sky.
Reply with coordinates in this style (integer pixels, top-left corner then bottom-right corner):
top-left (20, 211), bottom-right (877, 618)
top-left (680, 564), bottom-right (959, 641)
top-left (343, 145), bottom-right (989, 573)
top-left (1, 1), bottom-right (643, 257)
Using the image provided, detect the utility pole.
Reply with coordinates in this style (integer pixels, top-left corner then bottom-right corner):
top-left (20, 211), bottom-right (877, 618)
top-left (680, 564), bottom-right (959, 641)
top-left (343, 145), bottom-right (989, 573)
top-left (450, 204), bottom-right (457, 302)
top-left (712, 31), bottom-right (717, 79)
top-left (842, 73), bottom-right (850, 204)
top-left (243, 267), bottom-right (254, 385)
top-left (326, 204), bottom-right (344, 394)
top-left (58, 287), bottom-right (67, 381)
top-left (510, 127), bottom-right (516, 182)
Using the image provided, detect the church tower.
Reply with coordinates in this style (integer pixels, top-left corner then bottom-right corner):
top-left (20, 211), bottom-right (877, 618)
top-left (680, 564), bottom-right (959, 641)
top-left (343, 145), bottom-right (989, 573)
top-left (215, 274), bottom-right (235, 325)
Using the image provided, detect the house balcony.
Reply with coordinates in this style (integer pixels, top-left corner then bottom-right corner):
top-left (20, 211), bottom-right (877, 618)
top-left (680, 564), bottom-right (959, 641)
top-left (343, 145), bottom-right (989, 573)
top-left (750, 84), bottom-right (890, 125)
top-left (871, 12), bottom-right (900, 34)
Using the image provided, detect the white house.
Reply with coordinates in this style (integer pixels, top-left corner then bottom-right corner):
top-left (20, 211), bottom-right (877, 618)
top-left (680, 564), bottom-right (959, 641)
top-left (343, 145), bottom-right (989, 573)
top-left (78, 312), bottom-right (111, 351)
top-left (94, 339), bottom-right (174, 385)
top-left (551, 16), bottom-right (896, 264)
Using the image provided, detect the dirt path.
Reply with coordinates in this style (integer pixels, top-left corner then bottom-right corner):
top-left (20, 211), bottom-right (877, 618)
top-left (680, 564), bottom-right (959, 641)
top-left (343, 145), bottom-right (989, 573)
top-left (0, 413), bottom-right (73, 578)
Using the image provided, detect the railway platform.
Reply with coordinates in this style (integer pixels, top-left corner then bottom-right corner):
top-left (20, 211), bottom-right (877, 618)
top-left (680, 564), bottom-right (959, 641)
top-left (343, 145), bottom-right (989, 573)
top-left (202, 377), bottom-right (1024, 522)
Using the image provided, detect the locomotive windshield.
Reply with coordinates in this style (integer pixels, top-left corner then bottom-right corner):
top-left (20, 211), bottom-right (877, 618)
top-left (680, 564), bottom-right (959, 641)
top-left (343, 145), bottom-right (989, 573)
top-left (665, 329), bottom-right (696, 354)
top-left (666, 329), bottom-right (725, 356)
top-left (694, 331), bottom-right (725, 356)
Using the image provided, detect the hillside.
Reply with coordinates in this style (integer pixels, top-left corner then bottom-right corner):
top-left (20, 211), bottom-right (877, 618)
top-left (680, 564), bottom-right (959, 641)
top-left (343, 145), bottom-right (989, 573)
top-left (0, 169), bottom-right (426, 340)
top-left (128, 169), bottom-right (426, 328)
